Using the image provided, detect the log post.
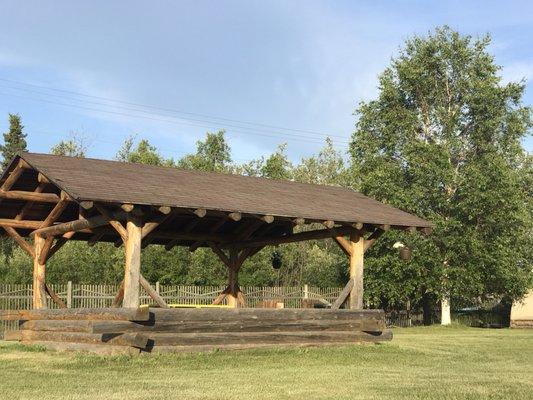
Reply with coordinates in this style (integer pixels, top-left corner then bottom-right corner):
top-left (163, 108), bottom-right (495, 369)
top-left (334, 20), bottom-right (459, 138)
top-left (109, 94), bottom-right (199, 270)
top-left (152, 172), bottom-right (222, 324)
top-left (349, 232), bottom-right (364, 309)
top-left (226, 248), bottom-right (240, 308)
top-left (123, 214), bottom-right (142, 308)
top-left (33, 235), bottom-right (47, 309)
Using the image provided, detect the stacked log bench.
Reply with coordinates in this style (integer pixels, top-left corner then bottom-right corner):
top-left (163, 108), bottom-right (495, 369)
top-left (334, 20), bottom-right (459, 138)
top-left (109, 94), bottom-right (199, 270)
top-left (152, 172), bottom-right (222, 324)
top-left (1, 307), bottom-right (392, 354)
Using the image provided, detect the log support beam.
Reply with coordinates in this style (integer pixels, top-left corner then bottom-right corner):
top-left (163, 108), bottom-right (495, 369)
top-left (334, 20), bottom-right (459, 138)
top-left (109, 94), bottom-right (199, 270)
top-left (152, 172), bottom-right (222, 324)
top-left (123, 214), bottom-right (142, 308)
top-left (210, 244), bottom-right (248, 308)
top-left (32, 235), bottom-right (47, 309)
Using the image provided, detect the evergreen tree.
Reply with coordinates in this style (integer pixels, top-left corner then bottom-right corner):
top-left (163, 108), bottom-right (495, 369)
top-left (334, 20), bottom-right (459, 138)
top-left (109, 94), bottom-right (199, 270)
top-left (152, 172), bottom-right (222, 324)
top-left (1, 114), bottom-right (27, 169)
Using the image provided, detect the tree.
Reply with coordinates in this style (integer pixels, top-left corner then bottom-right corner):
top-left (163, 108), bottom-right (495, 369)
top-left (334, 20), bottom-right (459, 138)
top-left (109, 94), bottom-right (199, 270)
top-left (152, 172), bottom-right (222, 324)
top-left (116, 137), bottom-right (172, 166)
top-left (51, 131), bottom-right (88, 157)
top-left (1, 114), bottom-right (27, 169)
top-left (350, 27), bottom-right (532, 323)
top-left (177, 130), bottom-right (231, 172)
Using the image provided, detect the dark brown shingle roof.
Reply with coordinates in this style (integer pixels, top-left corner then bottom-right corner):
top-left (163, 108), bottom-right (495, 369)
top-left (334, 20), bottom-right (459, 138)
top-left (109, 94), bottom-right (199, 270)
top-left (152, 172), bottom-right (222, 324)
top-left (8, 152), bottom-right (431, 228)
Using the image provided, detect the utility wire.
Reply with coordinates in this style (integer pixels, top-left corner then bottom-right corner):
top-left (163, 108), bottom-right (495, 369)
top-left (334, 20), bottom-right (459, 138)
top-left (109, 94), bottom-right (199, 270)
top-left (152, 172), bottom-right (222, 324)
top-left (0, 77), bottom-right (351, 141)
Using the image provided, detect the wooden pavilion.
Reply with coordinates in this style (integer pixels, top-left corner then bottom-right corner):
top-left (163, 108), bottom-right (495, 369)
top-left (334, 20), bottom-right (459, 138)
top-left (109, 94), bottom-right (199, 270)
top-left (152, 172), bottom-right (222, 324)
top-left (0, 153), bottom-right (432, 353)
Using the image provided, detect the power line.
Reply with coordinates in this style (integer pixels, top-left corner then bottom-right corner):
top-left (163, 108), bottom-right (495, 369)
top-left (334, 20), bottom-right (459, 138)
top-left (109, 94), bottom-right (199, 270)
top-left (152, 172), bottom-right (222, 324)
top-left (0, 77), bottom-right (351, 141)
top-left (0, 88), bottom-right (352, 147)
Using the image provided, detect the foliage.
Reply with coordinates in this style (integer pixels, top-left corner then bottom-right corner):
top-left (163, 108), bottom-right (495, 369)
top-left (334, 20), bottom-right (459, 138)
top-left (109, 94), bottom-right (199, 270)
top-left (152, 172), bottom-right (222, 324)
top-left (0, 113), bottom-right (27, 169)
top-left (350, 26), bottom-right (532, 309)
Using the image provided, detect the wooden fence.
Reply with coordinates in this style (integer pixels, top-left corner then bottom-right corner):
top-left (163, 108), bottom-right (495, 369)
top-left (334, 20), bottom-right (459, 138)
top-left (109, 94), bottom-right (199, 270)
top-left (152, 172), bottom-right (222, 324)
top-left (0, 283), bottom-right (422, 337)
top-left (0, 283), bottom-right (345, 337)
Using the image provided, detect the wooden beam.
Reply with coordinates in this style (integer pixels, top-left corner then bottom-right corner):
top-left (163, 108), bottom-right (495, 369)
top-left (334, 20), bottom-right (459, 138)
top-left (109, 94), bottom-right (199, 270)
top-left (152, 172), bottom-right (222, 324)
top-left (15, 182), bottom-right (47, 220)
top-left (192, 208), bottom-right (207, 218)
top-left (331, 278), bottom-right (354, 310)
top-left (139, 274), bottom-right (168, 308)
top-left (79, 201), bottom-right (94, 210)
top-left (209, 242), bottom-right (230, 267)
top-left (37, 172), bottom-right (50, 184)
top-left (157, 206), bottom-right (172, 215)
top-left (293, 217), bottom-right (306, 226)
top-left (333, 235), bottom-right (352, 257)
top-left (227, 225), bottom-right (356, 248)
top-left (121, 203), bottom-right (135, 212)
top-left (228, 212), bottom-right (241, 221)
top-left (189, 218), bottom-right (227, 251)
top-left (31, 210), bottom-right (128, 238)
top-left (112, 281), bottom-right (125, 308)
top-left (1, 160), bottom-right (28, 191)
top-left (353, 222), bottom-right (364, 230)
top-left (95, 204), bottom-right (128, 243)
top-left (0, 307), bottom-right (149, 321)
top-left (0, 190), bottom-right (61, 203)
top-left (38, 236), bottom-right (55, 265)
top-left (349, 232), bottom-right (364, 309)
top-left (123, 214), bottom-right (142, 308)
top-left (322, 220), bottom-right (335, 229)
top-left (2, 226), bottom-right (35, 258)
top-left (363, 229), bottom-right (384, 253)
top-left (259, 215), bottom-right (275, 224)
top-left (33, 235), bottom-right (47, 309)
top-left (0, 219), bottom-right (44, 230)
top-left (140, 213), bottom-right (172, 248)
top-left (88, 231), bottom-right (105, 246)
top-left (46, 237), bottom-right (69, 262)
top-left (164, 218), bottom-right (201, 250)
top-left (40, 198), bottom-right (69, 228)
top-left (45, 284), bottom-right (66, 308)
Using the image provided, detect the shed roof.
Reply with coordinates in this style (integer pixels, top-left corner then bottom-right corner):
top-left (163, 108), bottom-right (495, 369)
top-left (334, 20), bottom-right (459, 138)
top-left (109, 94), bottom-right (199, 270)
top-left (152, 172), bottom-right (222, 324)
top-left (5, 153), bottom-right (431, 228)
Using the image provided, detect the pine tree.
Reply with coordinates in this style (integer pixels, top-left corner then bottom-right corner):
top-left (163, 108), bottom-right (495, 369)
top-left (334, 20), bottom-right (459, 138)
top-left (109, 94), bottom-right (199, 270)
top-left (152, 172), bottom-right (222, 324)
top-left (1, 114), bottom-right (27, 169)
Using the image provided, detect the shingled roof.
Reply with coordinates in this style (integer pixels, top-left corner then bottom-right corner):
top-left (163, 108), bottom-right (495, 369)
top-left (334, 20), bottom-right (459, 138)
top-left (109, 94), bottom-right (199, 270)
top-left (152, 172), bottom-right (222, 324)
top-left (2, 153), bottom-right (431, 229)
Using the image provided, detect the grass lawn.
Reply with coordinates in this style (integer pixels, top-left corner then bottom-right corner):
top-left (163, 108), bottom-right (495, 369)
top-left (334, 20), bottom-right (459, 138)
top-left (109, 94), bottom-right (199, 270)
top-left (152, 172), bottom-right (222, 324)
top-left (0, 325), bottom-right (531, 400)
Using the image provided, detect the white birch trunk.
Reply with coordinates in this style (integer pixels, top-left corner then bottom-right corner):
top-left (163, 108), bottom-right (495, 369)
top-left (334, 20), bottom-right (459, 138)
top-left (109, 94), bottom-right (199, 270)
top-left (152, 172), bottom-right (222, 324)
top-left (441, 297), bottom-right (451, 325)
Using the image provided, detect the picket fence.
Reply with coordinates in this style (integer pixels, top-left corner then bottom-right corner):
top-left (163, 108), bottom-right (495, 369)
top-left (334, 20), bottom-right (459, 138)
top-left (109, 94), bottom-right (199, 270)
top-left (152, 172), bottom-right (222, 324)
top-left (0, 283), bottom-right (344, 337)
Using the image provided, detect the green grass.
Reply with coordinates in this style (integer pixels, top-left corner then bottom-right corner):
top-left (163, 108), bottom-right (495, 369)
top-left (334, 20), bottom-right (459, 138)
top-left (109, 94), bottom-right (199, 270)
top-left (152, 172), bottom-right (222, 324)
top-left (0, 326), bottom-right (532, 400)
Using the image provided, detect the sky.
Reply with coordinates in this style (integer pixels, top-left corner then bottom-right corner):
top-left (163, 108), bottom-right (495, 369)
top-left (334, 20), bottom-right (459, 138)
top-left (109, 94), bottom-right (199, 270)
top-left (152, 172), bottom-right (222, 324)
top-left (0, 0), bottom-right (531, 164)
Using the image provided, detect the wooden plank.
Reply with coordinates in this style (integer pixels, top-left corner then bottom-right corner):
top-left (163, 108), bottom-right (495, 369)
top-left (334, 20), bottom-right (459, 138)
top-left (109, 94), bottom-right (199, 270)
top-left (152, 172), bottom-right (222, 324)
top-left (331, 278), bottom-right (355, 310)
top-left (144, 330), bottom-right (392, 346)
top-left (0, 307), bottom-right (150, 321)
top-left (15, 330), bottom-right (148, 348)
top-left (123, 215), bottom-right (142, 308)
top-left (19, 320), bottom-right (94, 333)
top-left (149, 308), bottom-right (385, 322)
top-left (21, 341), bottom-right (140, 355)
top-left (89, 318), bottom-right (385, 334)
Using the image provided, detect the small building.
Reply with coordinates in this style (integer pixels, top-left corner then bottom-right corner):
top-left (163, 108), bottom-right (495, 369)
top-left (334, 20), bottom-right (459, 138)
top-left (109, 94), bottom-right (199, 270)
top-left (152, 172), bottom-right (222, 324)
top-left (511, 290), bottom-right (533, 328)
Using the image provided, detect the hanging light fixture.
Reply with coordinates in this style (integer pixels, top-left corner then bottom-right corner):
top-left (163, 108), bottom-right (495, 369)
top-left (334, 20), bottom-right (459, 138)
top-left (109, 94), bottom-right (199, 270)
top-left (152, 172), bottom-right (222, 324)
top-left (271, 249), bottom-right (282, 269)
top-left (393, 241), bottom-right (412, 261)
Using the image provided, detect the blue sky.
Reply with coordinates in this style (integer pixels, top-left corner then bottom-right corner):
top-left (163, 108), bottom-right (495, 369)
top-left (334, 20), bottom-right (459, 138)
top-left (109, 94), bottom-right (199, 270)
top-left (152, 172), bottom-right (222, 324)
top-left (0, 0), bottom-right (531, 164)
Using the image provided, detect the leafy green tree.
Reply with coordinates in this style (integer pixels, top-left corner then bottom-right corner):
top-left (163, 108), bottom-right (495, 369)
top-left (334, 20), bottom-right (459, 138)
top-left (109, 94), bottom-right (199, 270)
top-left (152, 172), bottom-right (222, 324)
top-left (1, 114), bottom-right (27, 169)
top-left (116, 137), bottom-right (172, 166)
top-left (177, 130), bottom-right (231, 172)
top-left (350, 27), bottom-right (532, 321)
